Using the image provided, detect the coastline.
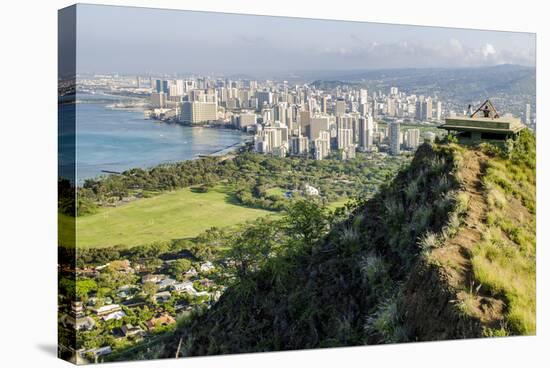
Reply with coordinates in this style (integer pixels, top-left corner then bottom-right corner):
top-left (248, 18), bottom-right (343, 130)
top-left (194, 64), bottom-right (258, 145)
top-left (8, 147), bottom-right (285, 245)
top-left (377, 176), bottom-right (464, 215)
top-left (71, 100), bottom-right (250, 183)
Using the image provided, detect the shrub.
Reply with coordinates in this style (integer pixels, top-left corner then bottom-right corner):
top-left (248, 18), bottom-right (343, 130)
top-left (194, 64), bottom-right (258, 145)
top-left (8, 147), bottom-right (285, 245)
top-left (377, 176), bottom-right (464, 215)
top-left (442, 212), bottom-right (461, 239)
top-left (404, 179), bottom-right (419, 202)
top-left (419, 231), bottom-right (439, 252)
top-left (359, 254), bottom-right (388, 285)
top-left (411, 205), bottom-right (432, 234)
top-left (364, 297), bottom-right (400, 343)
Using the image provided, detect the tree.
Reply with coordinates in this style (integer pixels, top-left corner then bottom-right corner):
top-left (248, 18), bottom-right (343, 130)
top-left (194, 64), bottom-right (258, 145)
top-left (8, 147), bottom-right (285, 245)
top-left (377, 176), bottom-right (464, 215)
top-left (169, 258), bottom-right (193, 280)
top-left (76, 279), bottom-right (98, 301)
top-left (142, 281), bottom-right (159, 302)
top-left (284, 200), bottom-right (331, 250)
top-left (225, 218), bottom-right (279, 280)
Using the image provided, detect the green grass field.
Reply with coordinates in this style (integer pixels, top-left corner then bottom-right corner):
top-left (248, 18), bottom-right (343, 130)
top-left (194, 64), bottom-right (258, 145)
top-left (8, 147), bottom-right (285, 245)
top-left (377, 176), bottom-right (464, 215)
top-left (328, 197), bottom-right (351, 210)
top-left (58, 212), bottom-right (75, 248)
top-left (73, 185), bottom-right (276, 248)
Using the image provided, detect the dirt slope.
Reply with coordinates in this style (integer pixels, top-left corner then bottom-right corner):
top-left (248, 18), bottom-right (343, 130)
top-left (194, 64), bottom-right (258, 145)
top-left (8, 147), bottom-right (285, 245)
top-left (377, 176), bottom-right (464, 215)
top-left (401, 148), bottom-right (508, 339)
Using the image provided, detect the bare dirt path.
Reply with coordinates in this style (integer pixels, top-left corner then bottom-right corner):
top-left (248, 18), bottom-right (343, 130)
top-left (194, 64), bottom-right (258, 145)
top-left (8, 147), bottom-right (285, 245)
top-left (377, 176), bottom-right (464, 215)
top-left (431, 149), bottom-right (505, 327)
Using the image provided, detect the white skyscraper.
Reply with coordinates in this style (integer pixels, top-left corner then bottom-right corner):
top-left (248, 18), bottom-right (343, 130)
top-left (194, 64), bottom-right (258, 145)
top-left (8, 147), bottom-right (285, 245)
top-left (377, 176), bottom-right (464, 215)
top-left (290, 135), bottom-right (309, 156)
top-left (236, 111), bottom-right (257, 130)
top-left (389, 121), bottom-right (401, 155)
top-left (334, 99), bottom-right (346, 117)
top-left (150, 92), bottom-right (166, 108)
top-left (358, 115), bottom-right (374, 152)
top-left (525, 103), bottom-right (531, 124)
top-left (359, 89), bottom-right (368, 104)
top-left (181, 101), bottom-right (217, 123)
top-left (405, 129), bottom-right (420, 150)
top-left (337, 127), bottom-right (353, 150)
top-left (309, 115), bottom-right (331, 140)
top-left (314, 130), bottom-right (331, 160)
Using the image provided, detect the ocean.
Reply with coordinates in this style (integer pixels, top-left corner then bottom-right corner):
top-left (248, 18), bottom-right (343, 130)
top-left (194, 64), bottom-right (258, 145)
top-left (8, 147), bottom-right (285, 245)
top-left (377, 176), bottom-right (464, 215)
top-left (58, 95), bottom-right (248, 183)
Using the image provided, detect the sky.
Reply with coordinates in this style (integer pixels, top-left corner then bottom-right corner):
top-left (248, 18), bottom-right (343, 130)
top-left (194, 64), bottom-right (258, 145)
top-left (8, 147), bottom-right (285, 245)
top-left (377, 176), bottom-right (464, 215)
top-left (75, 4), bottom-right (536, 76)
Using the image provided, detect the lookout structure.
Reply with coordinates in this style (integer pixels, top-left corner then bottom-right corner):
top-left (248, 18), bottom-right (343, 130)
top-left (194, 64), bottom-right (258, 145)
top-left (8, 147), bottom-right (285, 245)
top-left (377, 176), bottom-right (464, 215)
top-left (439, 100), bottom-right (525, 143)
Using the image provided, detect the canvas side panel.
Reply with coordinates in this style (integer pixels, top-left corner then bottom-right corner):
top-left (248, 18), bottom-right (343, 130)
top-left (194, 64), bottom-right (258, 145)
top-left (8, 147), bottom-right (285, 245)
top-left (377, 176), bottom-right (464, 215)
top-left (58, 4), bottom-right (78, 364)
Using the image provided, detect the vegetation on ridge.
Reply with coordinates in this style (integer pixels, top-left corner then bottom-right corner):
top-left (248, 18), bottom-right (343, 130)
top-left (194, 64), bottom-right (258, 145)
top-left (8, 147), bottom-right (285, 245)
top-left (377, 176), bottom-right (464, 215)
top-left (472, 131), bottom-right (536, 335)
top-left (116, 142), bottom-right (465, 359)
top-left (68, 131), bottom-right (535, 362)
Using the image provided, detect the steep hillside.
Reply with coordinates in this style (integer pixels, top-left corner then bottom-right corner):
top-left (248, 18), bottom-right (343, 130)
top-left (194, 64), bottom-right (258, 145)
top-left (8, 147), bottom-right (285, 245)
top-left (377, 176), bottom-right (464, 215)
top-left (110, 131), bottom-right (535, 361)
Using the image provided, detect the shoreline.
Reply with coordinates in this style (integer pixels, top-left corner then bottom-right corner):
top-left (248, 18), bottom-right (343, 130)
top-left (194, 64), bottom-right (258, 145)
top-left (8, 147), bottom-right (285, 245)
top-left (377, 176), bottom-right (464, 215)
top-left (72, 100), bottom-right (251, 185)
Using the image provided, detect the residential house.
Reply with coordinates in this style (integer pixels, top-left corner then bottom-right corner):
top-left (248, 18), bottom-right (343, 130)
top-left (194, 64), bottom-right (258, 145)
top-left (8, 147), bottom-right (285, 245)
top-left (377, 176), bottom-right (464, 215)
top-left (102, 310), bottom-right (126, 321)
top-left (154, 291), bottom-right (172, 303)
top-left (92, 304), bottom-right (121, 317)
top-left (200, 261), bottom-right (215, 273)
top-left (198, 278), bottom-right (215, 288)
top-left (157, 277), bottom-right (177, 290)
top-left (171, 281), bottom-right (196, 294)
top-left (84, 346), bottom-right (112, 358)
top-left (116, 285), bottom-right (135, 300)
top-left (120, 324), bottom-right (145, 338)
top-left (141, 274), bottom-right (165, 284)
top-left (146, 313), bottom-right (176, 331)
top-left (184, 268), bottom-right (198, 279)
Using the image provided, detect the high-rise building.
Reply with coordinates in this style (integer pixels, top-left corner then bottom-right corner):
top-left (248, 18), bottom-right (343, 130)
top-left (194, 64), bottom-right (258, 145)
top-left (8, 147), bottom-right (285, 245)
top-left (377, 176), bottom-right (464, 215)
top-left (436, 101), bottom-right (442, 121)
top-left (359, 89), bottom-right (368, 104)
top-left (273, 121), bottom-right (289, 145)
top-left (290, 135), bottom-right (309, 156)
top-left (309, 116), bottom-right (331, 140)
top-left (337, 127), bottom-right (353, 150)
top-left (254, 124), bottom-right (288, 157)
top-left (415, 97), bottom-right (433, 121)
top-left (334, 99), bottom-right (346, 117)
top-left (386, 97), bottom-right (397, 117)
top-left (235, 111), bottom-right (256, 130)
top-left (341, 145), bottom-right (356, 160)
top-left (174, 80), bottom-right (184, 96)
top-left (389, 121), bottom-right (401, 155)
top-left (405, 129), bottom-right (420, 150)
top-left (358, 115), bottom-right (374, 152)
top-left (299, 110), bottom-right (311, 137)
top-left (525, 103), bottom-right (531, 124)
top-left (358, 102), bottom-right (369, 116)
top-left (181, 101), bottom-right (217, 123)
top-left (314, 130), bottom-right (331, 160)
top-left (285, 106), bottom-right (295, 130)
top-left (337, 115), bottom-right (354, 130)
top-left (425, 98), bottom-right (433, 120)
top-left (274, 103), bottom-right (287, 124)
top-left (150, 92), bottom-right (166, 108)
top-left (320, 96), bottom-right (328, 114)
top-left (169, 84), bottom-right (179, 98)
top-left (256, 91), bottom-right (273, 109)
top-left (390, 86), bottom-right (399, 96)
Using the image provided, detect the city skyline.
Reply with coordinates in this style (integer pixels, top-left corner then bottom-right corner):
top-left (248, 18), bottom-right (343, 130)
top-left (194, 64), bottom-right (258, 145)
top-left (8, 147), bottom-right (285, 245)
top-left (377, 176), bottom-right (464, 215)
top-left (75, 4), bottom-right (536, 75)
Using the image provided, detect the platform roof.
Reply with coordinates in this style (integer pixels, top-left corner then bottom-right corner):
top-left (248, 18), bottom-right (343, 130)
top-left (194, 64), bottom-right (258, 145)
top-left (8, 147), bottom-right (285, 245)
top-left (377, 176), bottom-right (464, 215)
top-left (440, 116), bottom-right (525, 134)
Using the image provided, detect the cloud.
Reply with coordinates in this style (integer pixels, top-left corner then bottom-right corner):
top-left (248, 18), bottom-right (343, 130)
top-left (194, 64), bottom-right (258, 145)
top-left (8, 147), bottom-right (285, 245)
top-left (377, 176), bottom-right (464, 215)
top-left (482, 43), bottom-right (496, 58)
top-left (313, 36), bottom-right (535, 69)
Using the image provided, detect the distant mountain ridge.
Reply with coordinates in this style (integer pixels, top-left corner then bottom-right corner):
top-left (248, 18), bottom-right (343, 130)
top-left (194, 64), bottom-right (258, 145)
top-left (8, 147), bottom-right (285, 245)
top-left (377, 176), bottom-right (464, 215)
top-left (309, 64), bottom-right (535, 116)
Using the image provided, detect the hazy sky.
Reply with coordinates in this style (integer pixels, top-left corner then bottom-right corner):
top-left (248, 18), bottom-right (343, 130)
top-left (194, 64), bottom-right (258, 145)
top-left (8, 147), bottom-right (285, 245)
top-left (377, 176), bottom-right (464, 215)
top-left (75, 4), bottom-right (536, 75)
